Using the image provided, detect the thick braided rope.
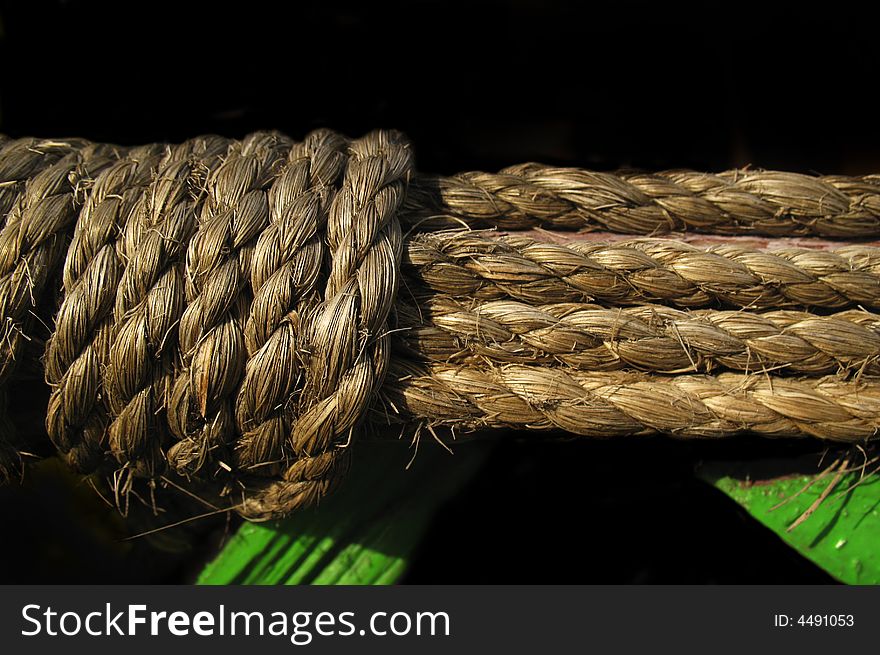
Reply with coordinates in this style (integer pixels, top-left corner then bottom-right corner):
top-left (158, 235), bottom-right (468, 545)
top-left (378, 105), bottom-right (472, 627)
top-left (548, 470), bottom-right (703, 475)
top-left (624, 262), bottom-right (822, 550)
top-left (396, 297), bottom-right (880, 376)
top-left (239, 130), bottom-right (414, 520)
top-left (0, 143), bottom-right (118, 382)
top-left (0, 141), bottom-right (118, 479)
top-left (404, 232), bottom-right (880, 310)
top-left (6, 129), bottom-right (880, 518)
top-left (382, 361), bottom-right (880, 442)
top-left (102, 137), bottom-right (230, 482)
top-left (0, 136), bottom-right (91, 479)
top-left (406, 166), bottom-right (880, 237)
top-left (45, 144), bottom-right (167, 472)
top-left (165, 132), bottom-right (291, 476)
top-left (0, 138), bottom-right (90, 224)
top-left (234, 129), bottom-right (348, 475)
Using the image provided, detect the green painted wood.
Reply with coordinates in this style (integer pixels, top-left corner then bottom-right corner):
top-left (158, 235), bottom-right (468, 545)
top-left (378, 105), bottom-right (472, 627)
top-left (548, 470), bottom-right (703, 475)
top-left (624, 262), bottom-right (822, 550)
top-left (697, 454), bottom-right (880, 584)
top-left (197, 440), bottom-right (491, 585)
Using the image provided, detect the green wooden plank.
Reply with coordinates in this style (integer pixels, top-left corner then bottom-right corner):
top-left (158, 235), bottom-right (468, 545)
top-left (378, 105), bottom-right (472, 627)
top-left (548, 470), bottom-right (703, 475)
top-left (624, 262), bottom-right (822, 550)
top-left (198, 440), bottom-right (491, 585)
top-left (697, 454), bottom-right (880, 584)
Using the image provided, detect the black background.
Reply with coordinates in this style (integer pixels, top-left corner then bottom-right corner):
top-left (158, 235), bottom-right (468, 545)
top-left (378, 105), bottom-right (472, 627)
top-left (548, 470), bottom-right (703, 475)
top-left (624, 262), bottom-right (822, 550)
top-left (1, 0), bottom-right (871, 583)
top-left (3, 1), bottom-right (878, 175)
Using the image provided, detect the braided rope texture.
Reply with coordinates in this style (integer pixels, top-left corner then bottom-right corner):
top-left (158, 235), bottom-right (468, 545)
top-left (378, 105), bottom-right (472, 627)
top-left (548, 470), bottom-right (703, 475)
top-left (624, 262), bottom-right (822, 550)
top-left (0, 139), bottom-right (121, 480)
top-left (0, 129), bottom-right (415, 519)
top-left (404, 232), bottom-right (880, 309)
top-left (0, 129), bottom-right (879, 518)
top-left (396, 297), bottom-right (880, 376)
top-left (381, 361), bottom-right (880, 442)
top-left (406, 166), bottom-right (880, 237)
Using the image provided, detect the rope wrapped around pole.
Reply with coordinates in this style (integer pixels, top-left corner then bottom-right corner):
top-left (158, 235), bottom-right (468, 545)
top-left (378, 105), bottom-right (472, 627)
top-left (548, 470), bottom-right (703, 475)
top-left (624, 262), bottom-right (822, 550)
top-left (0, 128), bottom-right (878, 519)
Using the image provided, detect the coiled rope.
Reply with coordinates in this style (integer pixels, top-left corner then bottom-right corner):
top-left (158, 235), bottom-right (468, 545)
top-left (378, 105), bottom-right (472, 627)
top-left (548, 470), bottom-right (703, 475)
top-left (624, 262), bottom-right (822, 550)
top-left (1, 128), bottom-right (879, 519)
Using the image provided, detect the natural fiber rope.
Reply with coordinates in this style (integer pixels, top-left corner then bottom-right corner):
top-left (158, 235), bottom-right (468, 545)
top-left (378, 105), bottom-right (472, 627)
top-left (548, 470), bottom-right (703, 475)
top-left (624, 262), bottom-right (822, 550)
top-left (395, 297), bottom-right (880, 376)
top-left (406, 167), bottom-right (880, 237)
top-left (1, 129), bottom-right (880, 519)
top-left (236, 130), bottom-right (413, 519)
top-left (233, 130), bottom-right (347, 480)
top-left (380, 361), bottom-right (880, 442)
top-left (21, 129), bottom-right (414, 518)
top-left (0, 137), bottom-right (92, 479)
top-left (0, 139), bottom-right (121, 479)
top-left (403, 232), bottom-right (880, 310)
top-left (45, 142), bottom-right (169, 472)
top-left (165, 132), bottom-right (291, 478)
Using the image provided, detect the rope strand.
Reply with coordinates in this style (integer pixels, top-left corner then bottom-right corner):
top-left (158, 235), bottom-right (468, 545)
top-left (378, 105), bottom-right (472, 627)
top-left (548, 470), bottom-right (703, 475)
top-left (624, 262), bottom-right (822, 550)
top-left (241, 130), bottom-right (414, 520)
top-left (45, 144), bottom-right (166, 471)
top-left (380, 360), bottom-right (880, 442)
top-left (166, 132), bottom-right (291, 476)
top-left (234, 129), bottom-right (348, 476)
top-left (102, 137), bottom-right (230, 483)
top-left (395, 297), bottom-right (880, 376)
top-left (406, 166), bottom-right (880, 237)
top-left (0, 140), bottom-right (118, 480)
top-left (404, 232), bottom-right (880, 309)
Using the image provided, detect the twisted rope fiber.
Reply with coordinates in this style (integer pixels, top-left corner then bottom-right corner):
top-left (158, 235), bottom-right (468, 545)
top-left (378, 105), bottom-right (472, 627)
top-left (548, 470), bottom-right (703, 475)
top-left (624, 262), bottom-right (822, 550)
top-left (101, 137), bottom-right (232, 491)
top-left (0, 136), bottom-right (91, 478)
top-left (406, 166), bottom-right (880, 237)
top-left (403, 232), bottom-right (880, 310)
top-left (44, 138), bottom-right (225, 475)
top-left (381, 361), bottom-right (880, 442)
top-left (165, 132), bottom-right (292, 477)
top-left (13, 129), bottom-right (414, 519)
top-left (395, 298), bottom-right (880, 376)
top-left (0, 139), bottom-right (121, 479)
top-left (236, 130), bottom-right (413, 519)
top-left (2, 130), bottom-right (880, 518)
top-left (233, 130), bottom-right (348, 478)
